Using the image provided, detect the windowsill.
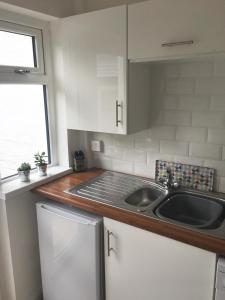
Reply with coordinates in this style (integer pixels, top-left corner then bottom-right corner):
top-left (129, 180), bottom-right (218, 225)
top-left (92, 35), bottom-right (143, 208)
top-left (0, 165), bottom-right (72, 200)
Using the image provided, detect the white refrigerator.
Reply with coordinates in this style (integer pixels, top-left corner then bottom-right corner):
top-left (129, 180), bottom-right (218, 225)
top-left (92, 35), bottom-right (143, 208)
top-left (36, 202), bottom-right (104, 300)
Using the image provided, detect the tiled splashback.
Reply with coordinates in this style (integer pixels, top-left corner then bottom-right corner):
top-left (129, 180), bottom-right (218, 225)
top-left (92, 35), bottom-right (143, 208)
top-left (79, 57), bottom-right (225, 193)
top-left (155, 160), bottom-right (215, 192)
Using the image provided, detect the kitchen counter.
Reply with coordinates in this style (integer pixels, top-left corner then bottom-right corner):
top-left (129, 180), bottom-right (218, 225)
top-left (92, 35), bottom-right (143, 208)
top-left (33, 168), bottom-right (225, 256)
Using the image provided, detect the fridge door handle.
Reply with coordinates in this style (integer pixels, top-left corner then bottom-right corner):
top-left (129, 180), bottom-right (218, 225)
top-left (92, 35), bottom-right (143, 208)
top-left (39, 204), bottom-right (93, 225)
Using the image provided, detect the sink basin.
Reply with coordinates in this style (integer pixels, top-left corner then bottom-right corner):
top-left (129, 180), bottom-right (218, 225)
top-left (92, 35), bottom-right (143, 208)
top-left (125, 187), bottom-right (163, 208)
top-left (155, 193), bottom-right (224, 229)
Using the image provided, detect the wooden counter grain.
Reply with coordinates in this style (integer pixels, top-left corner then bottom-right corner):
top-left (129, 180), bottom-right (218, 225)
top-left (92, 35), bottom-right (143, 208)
top-left (33, 168), bottom-right (225, 256)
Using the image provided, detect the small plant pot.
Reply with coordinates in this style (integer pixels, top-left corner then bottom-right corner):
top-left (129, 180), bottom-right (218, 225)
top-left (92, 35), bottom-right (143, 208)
top-left (18, 170), bottom-right (30, 182)
top-left (37, 164), bottom-right (47, 176)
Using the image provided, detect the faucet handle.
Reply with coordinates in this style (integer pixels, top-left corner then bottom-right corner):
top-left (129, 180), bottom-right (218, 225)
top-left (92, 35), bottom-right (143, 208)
top-left (158, 177), bottom-right (169, 188)
top-left (171, 181), bottom-right (179, 189)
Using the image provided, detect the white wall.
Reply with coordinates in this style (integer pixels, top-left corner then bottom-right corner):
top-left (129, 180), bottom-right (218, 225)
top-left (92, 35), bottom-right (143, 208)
top-left (85, 57), bottom-right (225, 193)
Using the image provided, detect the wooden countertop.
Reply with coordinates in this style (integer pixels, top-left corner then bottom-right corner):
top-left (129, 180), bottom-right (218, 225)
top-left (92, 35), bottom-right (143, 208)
top-left (33, 168), bottom-right (225, 256)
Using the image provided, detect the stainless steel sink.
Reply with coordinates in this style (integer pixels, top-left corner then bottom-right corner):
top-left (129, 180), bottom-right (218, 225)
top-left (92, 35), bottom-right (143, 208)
top-left (125, 187), bottom-right (162, 208)
top-left (65, 170), bottom-right (225, 239)
top-left (65, 171), bottom-right (165, 211)
top-left (155, 192), bottom-right (224, 229)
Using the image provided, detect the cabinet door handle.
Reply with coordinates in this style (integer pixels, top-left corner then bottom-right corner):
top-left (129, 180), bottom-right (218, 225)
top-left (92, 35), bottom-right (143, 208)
top-left (161, 40), bottom-right (194, 47)
top-left (107, 230), bottom-right (113, 256)
top-left (116, 100), bottom-right (122, 127)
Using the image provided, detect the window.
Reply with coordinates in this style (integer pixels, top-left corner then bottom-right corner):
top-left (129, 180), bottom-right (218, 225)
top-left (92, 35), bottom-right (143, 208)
top-left (0, 30), bottom-right (35, 68)
top-left (0, 19), bottom-right (51, 180)
top-left (0, 20), bottom-right (44, 74)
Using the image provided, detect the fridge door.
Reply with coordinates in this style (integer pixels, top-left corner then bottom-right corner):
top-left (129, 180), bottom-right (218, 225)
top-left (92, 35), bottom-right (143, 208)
top-left (36, 203), bottom-right (103, 300)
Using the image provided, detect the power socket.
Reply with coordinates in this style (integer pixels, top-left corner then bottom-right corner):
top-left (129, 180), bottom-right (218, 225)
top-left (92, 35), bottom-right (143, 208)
top-left (91, 140), bottom-right (102, 152)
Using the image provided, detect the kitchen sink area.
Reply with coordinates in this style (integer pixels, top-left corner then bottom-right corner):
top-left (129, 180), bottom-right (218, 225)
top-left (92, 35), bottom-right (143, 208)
top-left (155, 193), bottom-right (224, 229)
top-left (125, 187), bottom-right (162, 208)
top-left (65, 171), bottom-right (225, 240)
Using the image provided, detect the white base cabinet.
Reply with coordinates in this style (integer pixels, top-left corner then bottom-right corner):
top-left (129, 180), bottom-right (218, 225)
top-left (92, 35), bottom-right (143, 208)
top-left (104, 217), bottom-right (216, 300)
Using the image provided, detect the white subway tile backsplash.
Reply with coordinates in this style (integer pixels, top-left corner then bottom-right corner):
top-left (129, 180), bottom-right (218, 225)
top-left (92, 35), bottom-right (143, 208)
top-left (133, 130), bottom-right (147, 146)
top-left (162, 95), bottom-right (179, 110)
top-left (160, 140), bottom-right (188, 155)
top-left (112, 159), bottom-right (133, 174)
top-left (210, 96), bottom-right (225, 111)
top-left (147, 153), bottom-right (174, 165)
top-left (208, 129), bottom-right (225, 144)
top-left (222, 146), bottom-right (225, 160)
top-left (219, 177), bottom-right (225, 193)
top-left (86, 58), bottom-right (225, 192)
top-left (176, 127), bottom-right (207, 142)
top-left (204, 160), bottom-right (225, 177)
top-left (192, 112), bottom-right (224, 128)
top-left (178, 95), bottom-right (210, 111)
top-left (93, 154), bottom-right (112, 170)
top-left (123, 149), bottom-right (147, 163)
top-left (161, 111), bottom-right (191, 126)
top-left (103, 145), bottom-right (121, 158)
top-left (180, 61), bottom-right (213, 78)
top-left (214, 56), bottom-right (225, 76)
top-left (134, 131), bottom-right (159, 152)
top-left (92, 132), bottom-right (113, 146)
top-left (196, 78), bottom-right (225, 95)
top-left (174, 155), bottom-right (204, 166)
top-left (166, 78), bottom-right (194, 94)
top-left (149, 126), bottom-right (176, 140)
top-left (104, 145), bottom-right (146, 163)
top-left (134, 162), bottom-right (154, 179)
top-left (113, 134), bottom-right (134, 148)
top-left (190, 143), bottom-right (221, 160)
top-left (164, 64), bottom-right (180, 78)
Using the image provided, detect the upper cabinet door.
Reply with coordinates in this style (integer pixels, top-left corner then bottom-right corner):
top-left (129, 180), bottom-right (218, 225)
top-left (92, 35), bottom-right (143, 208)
top-left (128, 0), bottom-right (225, 61)
top-left (62, 6), bottom-right (127, 134)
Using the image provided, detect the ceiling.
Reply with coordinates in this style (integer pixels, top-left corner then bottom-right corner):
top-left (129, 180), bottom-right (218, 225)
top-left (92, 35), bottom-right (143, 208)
top-left (0, 0), bottom-right (145, 17)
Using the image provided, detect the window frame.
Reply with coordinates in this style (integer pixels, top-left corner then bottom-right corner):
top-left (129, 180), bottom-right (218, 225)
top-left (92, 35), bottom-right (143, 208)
top-left (0, 20), bottom-right (45, 74)
top-left (0, 9), bottom-right (57, 182)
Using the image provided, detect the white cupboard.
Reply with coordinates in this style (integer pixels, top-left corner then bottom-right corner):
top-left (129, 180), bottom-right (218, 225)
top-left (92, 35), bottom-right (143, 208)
top-left (60, 6), bottom-right (151, 134)
top-left (128, 0), bottom-right (225, 61)
top-left (104, 217), bottom-right (216, 300)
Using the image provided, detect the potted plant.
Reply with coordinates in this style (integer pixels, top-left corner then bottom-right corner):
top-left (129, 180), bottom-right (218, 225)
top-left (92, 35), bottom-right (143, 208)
top-left (17, 162), bottom-right (31, 182)
top-left (34, 151), bottom-right (48, 176)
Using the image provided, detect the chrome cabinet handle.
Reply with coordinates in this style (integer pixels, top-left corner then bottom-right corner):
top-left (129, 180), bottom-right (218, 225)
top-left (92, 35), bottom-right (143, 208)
top-left (161, 40), bottom-right (194, 47)
top-left (107, 230), bottom-right (113, 257)
top-left (116, 100), bottom-right (122, 127)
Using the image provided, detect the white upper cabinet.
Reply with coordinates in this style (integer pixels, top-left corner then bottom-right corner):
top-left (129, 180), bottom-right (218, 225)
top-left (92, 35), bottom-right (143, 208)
top-left (59, 6), bottom-right (151, 135)
top-left (62, 6), bottom-right (127, 134)
top-left (128, 0), bottom-right (225, 61)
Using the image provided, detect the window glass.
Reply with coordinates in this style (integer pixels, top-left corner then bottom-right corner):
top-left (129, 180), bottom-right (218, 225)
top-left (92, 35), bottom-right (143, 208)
top-left (0, 30), bottom-right (35, 68)
top-left (0, 85), bottom-right (49, 179)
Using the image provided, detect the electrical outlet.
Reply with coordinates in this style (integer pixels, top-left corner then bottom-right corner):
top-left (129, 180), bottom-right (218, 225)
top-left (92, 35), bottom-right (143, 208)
top-left (91, 140), bottom-right (102, 152)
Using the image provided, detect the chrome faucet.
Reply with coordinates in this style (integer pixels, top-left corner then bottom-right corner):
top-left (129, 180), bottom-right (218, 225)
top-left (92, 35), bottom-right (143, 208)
top-left (161, 167), bottom-right (179, 190)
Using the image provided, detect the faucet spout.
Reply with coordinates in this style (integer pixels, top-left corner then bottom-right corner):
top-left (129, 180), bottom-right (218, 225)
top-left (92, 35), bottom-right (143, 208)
top-left (166, 167), bottom-right (173, 183)
top-left (162, 167), bottom-right (179, 190)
